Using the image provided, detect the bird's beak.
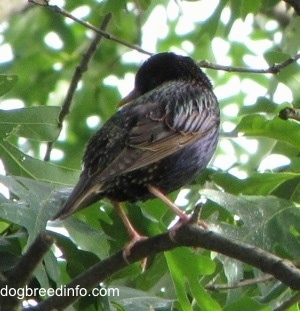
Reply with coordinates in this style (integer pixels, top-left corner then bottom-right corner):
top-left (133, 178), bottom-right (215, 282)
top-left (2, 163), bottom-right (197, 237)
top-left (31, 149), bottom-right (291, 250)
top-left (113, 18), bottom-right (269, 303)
top-left (118, 88), bottom-right (141, 107)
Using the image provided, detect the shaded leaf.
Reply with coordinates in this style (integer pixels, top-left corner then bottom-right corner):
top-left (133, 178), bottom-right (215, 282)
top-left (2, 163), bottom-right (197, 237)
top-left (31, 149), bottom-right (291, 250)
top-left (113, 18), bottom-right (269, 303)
top-left (62, 217), bottom-right (110, 259)
top-left (112, 286), bottom-right (173, 311)
top-left (166, 248), bottom-right (220, 311)
top-left (0, 175), bottom-right (58, 246)
top-left (0, 75), bottom-right (18, 96)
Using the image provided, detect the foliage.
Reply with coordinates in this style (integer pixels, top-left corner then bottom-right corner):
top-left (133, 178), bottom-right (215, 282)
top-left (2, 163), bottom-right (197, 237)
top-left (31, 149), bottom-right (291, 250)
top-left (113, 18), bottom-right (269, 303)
top-left (0, 0), bottom-right (300, 310)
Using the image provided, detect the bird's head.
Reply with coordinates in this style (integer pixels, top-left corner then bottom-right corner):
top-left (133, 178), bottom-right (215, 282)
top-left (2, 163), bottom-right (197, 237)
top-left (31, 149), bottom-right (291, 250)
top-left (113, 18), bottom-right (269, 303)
top-left (119, 52), bottom-right (211, 106)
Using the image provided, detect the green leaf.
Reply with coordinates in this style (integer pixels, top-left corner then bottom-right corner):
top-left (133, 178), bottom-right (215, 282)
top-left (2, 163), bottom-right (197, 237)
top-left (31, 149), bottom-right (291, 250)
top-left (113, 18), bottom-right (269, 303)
top-left (239, 97), bottom-right (283, 115)
top-left (134, 0), bottom-right (152, 11)
top-left (202, 190), bottom-right (300, 259)
top-left (112, 286), bottom-right (173, 311)
top-left (0, 140), bottom-right (78, 185)
top-left (0, 75), bottom-right (18, 96)
top-left (0, 106), bottom-right (61, 141)
top-left (62, 217), bottom-right (110, 259)
top-left (166, 248), bottom-right (220, 311)
top-left (212, 172), bottom-right (299, 195)
top-left (282, 16), bottom-right (300, 55)
top-left (53, 233), bottom-right (100, 278)
top-left (199, 1), bottom-right (228, 39)
top-left (102, 0), bottom-right (127, 18)
top-left (264, 50), bottom-right (290, 65)
top-left (111, 286), bottom-right (173, 311)
top-left (241, 0), bottom-right (261, 18)
top-left (236, 115), bottom-right (300, 149)
top-left (224, 296), bottom-right (268, 311)
top-left (0, 175), bottom-right (59, 246)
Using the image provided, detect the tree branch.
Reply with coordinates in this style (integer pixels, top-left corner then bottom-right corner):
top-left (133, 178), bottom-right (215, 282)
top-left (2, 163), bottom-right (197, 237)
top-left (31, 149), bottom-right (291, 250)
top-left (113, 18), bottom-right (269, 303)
top-left (30, 0), bottom-right (300, 77)
top-left (198, 52), bottom-right (300, 74)
top-left (28, 0), bottom-right (152, 56)
top-left (0, 232), bottom-right (54, 310)
top-left (279, 107), bottom-right (300, 121)
top-left (206, 274), bottom-right (274, 291)
top-left (43, 13), bottom-right (112, 161)
top-left (283, 0), bottom-right (300, 15)
top-left (25, 208), bottom-right (300, 310)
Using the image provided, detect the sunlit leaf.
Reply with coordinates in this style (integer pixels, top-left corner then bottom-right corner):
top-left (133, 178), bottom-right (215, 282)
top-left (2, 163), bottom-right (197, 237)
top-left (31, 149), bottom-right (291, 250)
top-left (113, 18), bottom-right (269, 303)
top-left (212, 171), bottom-right (299, 195)
top-left (0, 106), bottom-right (61, 141)
top-left (202, 190), bottom-right (300, 259)
top-left (236, 115), bottom-right (300, 149)
top-left (0, 140), bottom-right (79, 185)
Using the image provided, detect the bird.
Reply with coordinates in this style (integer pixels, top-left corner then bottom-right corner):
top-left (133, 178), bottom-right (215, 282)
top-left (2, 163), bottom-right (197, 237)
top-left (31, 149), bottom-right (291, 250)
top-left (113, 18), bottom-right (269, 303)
top-left (52, 52), bottom-right (220, 252)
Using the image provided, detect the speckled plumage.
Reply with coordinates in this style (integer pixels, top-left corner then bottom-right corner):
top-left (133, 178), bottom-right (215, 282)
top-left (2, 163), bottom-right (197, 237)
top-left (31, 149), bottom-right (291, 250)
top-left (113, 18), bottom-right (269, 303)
top-left (53, 52), bottom-right (220, 220)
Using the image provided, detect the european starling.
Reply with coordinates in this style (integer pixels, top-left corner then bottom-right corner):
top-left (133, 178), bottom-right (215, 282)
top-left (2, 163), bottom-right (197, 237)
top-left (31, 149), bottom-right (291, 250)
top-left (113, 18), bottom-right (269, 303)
top-left (53, 52), bottom-right (220, 246)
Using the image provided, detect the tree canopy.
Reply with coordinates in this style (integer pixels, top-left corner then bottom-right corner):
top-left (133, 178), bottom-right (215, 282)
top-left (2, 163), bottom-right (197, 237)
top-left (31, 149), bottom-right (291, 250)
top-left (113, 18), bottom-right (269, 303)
top-left (1, 0), bottom-right (300, 310)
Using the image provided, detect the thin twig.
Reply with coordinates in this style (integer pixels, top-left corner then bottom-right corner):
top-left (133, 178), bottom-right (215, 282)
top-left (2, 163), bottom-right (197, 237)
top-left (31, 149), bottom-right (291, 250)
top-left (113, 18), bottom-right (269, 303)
top-left (198, 52), bottom-right (300, 73)
top-left (43, 13), bottom-right (112, 161)
top-left (29, 0), bottom-right (152, 56)
top-left (30, 0), bottom-right (300, 76)
top-left (206, 274), bottom-right (274, 291)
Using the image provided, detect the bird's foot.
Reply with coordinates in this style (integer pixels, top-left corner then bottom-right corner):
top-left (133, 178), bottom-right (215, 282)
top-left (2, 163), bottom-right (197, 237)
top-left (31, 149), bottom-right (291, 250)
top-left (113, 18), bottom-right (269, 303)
top-left (123, 232), bottom-right (148, 271)
top-left (168, 203), bottom-right (208, 241)
top-left (147, 185), bottom-right (209, 233)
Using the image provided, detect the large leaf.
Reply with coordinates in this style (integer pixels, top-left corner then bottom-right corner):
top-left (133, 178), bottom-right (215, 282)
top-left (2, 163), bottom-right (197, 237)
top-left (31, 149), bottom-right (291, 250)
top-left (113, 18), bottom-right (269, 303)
top-left (0, 74), bottom-right (18, 96)
top-left (0, 140), bottom-right (78, 185)
top-left (165, 247), bottom-right (220, 311)
top-left (236, 115), bottom-right (300, 149)
top-left (0, 106), bottom-right (61, 141)
top-left (212, 171), bottom-right (300, 195)
top-left (202, 190), bottom-right (300, 259)
top-left (0, 175), bottom-right (62, 246)
top-left (112, 286), bottom-right (173, 311)
top-left (62, 217), bottom-right (110, 260)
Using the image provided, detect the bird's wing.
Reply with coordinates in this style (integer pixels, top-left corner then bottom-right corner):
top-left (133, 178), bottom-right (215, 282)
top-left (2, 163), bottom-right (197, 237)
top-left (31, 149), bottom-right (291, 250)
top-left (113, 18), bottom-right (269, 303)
top-left (52, 83), bottom-right (219, 220)
top-left (94, 84), bottom-right (219, 180)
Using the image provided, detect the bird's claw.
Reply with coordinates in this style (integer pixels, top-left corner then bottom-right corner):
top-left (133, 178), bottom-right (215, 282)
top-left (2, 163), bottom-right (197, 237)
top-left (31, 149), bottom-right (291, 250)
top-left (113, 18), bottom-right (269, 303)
top-left (122, 234), bottom-right (148, 271)
top-left (168, 202), bottom-right (208, 242)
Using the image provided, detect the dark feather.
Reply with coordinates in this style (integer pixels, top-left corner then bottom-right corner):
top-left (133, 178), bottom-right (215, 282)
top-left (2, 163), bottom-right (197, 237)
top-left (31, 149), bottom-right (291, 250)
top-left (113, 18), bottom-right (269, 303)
top-left (52, 52), bottom-right (220, 220)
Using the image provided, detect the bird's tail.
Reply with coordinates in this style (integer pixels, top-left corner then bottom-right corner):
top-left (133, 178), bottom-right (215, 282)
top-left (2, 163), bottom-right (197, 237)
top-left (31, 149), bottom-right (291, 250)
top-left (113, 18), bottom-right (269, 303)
top-left (52, 176), bottom-right (102, 220)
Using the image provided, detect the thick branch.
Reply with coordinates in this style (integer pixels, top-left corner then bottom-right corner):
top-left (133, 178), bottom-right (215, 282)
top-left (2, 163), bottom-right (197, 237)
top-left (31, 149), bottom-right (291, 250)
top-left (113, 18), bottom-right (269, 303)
top-left (27, 218), bottom-right (300, 310)
top-left (284, 0), bottom-right (300, 15)
top-left (0, 232), bottom-right (54, 310)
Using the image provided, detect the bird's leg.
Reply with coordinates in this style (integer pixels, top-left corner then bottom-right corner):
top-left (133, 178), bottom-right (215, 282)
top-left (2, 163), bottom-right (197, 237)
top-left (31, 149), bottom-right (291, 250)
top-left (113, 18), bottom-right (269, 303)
top-left (147, 185), bottom-right (190, 222)
top-left (147, 185), bottom-right (208, 240)
top-left (111, 201), bottom-right (147, 261)
top-left (147, 185), bottom-right (190, 223)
